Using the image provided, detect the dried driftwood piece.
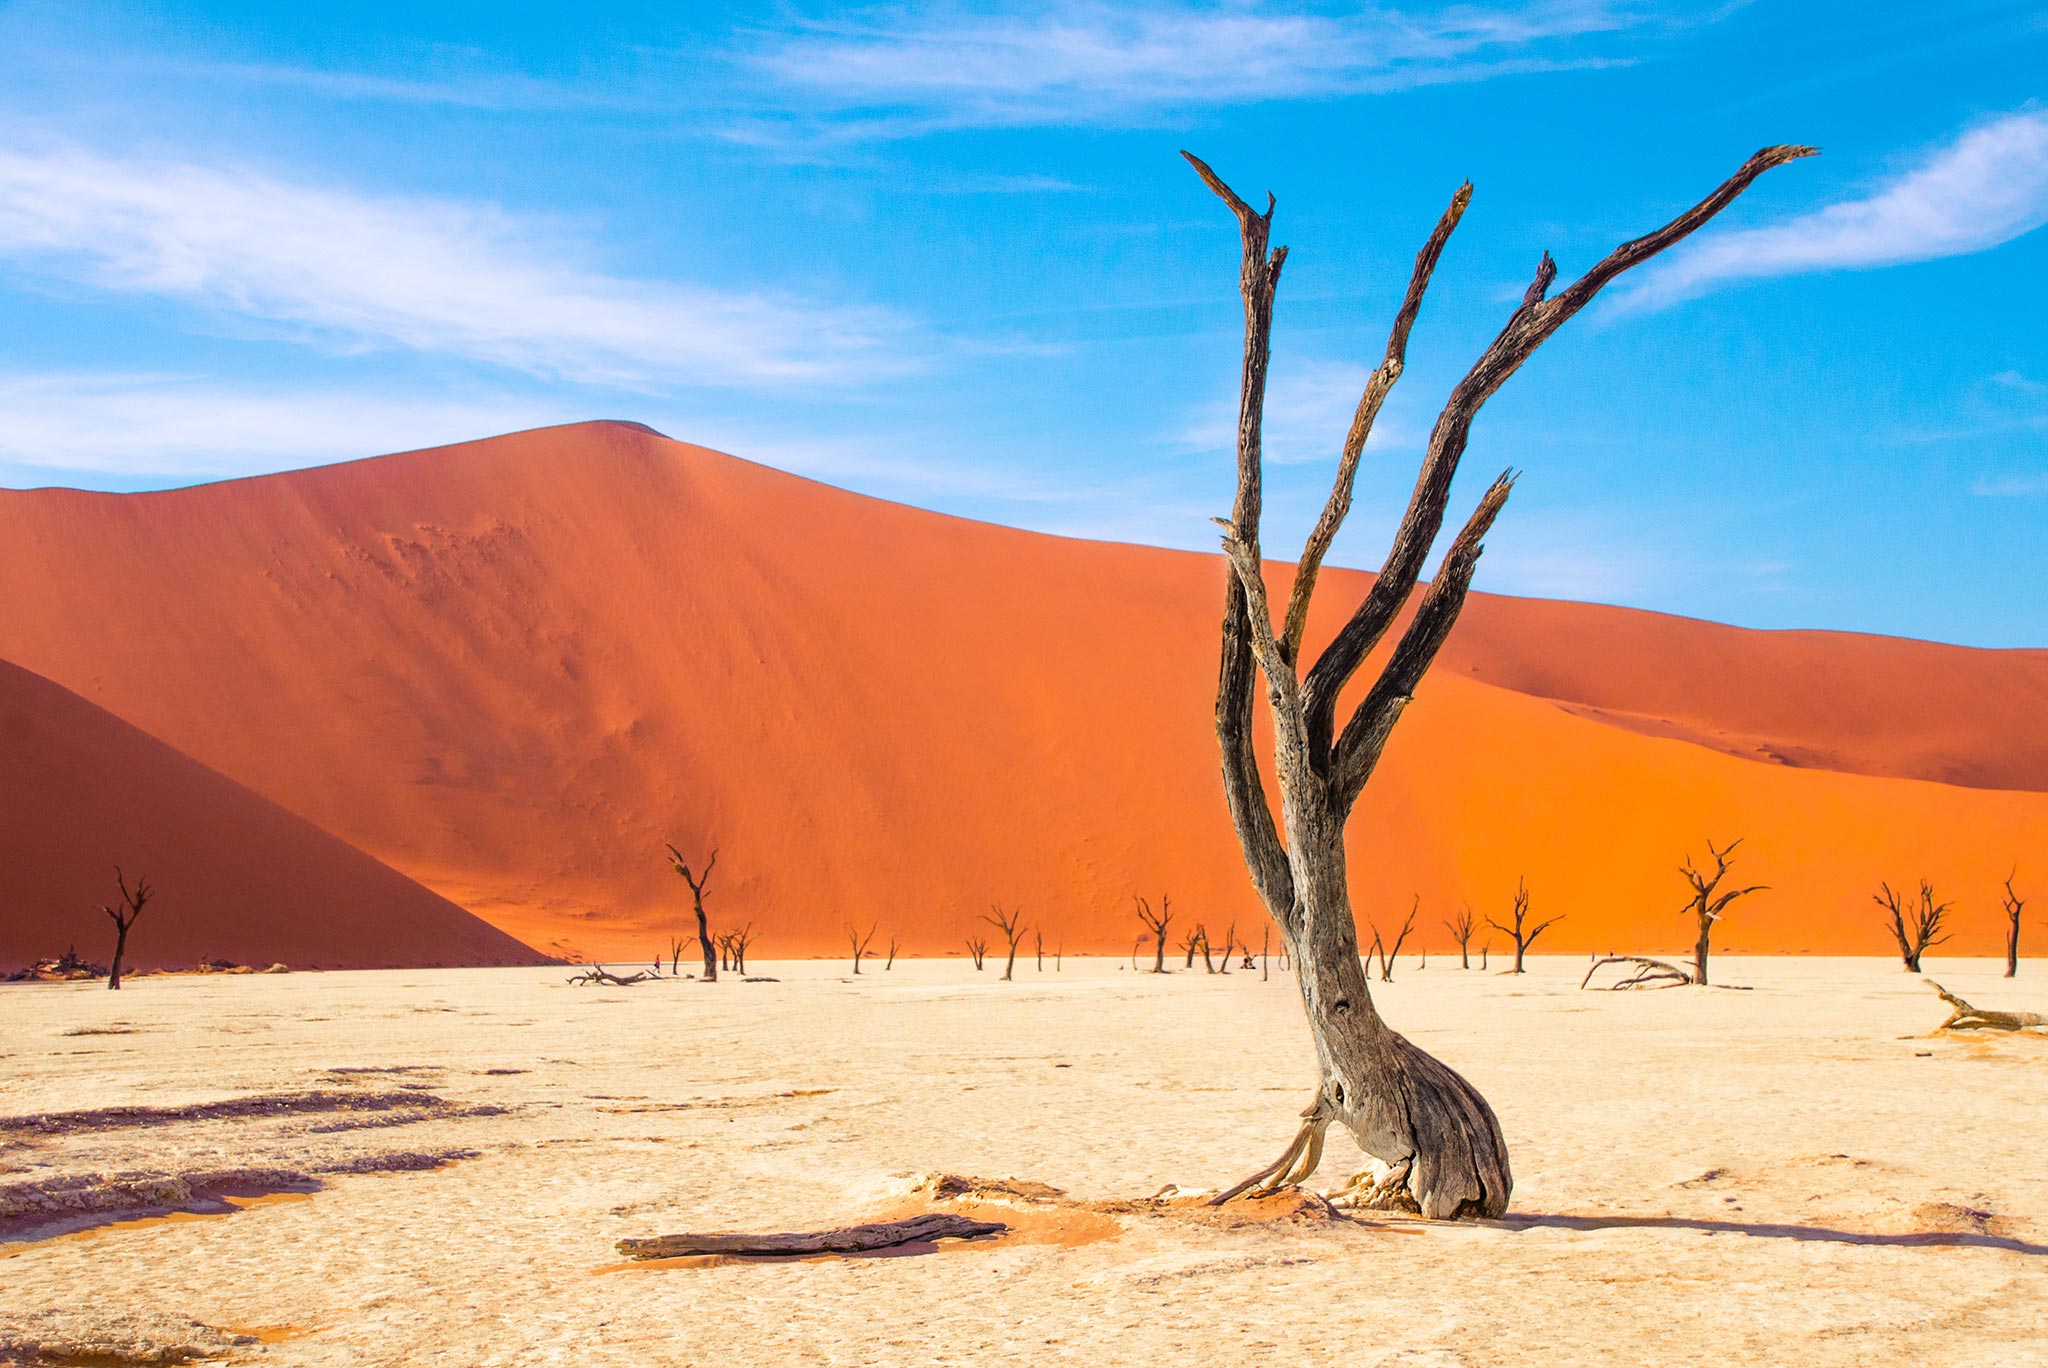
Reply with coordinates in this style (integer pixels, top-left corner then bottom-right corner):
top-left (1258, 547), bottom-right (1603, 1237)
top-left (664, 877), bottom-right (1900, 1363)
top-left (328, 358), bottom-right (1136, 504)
top-left (616, 1212), bottom-right (1007, 1260)
top-left (568, 966), bottom-right (651, 986)
top-left (1580, 956), bottom-right (1694, 990)
top-left (1925, 980), bottom-right (2048, 1032)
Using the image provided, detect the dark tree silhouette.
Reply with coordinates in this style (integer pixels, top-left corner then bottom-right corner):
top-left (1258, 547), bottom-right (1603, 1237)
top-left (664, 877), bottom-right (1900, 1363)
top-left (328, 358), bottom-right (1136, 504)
top-left (1136, 896), bottom-right (1174, 973)
top-left (965, 935), bottom-right (989, 971)
top-left (727, 924), bottom-right (756, 975)
top-left (1876, 880), bottom-right (1951, 972)
top-left (2002, 870), bottom-right (2027, 979)
top-left (1487, 879), bottom-right (1562, 975)
top-left (102, 866), bottom-right (152, 991)
top-left (664, 844), bottom-right (718, 982)
top-left (1678, 838), bottom-right (1767, 987)
top-left (1442, 904), bottom-right (1478, 969)
top-left (1369, 897), bottom-right (1419, 982)
top-left (1190, 141), bottom-right (1809, 1218)
top-left (983, 905), bottom-right (1028, 982)
top-left (847, 922), bottom-right (878, 975)
top-left (887, 934), bottom-right (902, 971)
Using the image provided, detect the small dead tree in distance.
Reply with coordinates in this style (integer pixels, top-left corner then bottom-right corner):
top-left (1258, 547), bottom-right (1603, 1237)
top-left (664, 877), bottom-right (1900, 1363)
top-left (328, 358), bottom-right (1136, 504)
top-left (728, 924), bottom-right (756, 975)
top-left (1876, 880), bottom-right (1951, 972)
top-left (664, 844), bottom-right (719, 982)
top-left (1488, 879), bottom-right (1562, 975)
top-left (102, 866), bottom-right (152, 991)
top-left (847, 923), bottom-right (878, 975)
top-left (1443, 904), bottom-right (1477, 969)
top-left (983, 905), bottom-right (1028, 982)
top-left (2003, 870), bottom-right (2026, 979)
top-left (1369, 898), bottom-right (1419, 982)
top-left (1679, 838), bottom-right (1766, 987)
top-left (965, 935), bottom-right (988, 971)
top-left (1136, 897), bottom-right (1173, 972)
top-left (1190, 141), bottom-right (1811, 1219)
top-left (887, 934), bottom-right (902, 971)
top-left (670, 935), bottom-right (690, 976)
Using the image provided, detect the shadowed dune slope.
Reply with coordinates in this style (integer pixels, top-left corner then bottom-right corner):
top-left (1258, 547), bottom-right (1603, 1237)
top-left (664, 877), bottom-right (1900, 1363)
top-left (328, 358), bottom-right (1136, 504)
top-left (0, 421), bottom-right (2040, 961)
top-left (0, 659), bottom-right (550, 970)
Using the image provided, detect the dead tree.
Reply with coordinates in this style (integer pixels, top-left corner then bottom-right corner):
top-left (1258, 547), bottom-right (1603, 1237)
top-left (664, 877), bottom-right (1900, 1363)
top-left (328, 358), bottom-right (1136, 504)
top-left (1479, 943), bottom-right (1489, 971)
top-left (2003, 870), bottom-right (2026, 978)
top-left (1179, 923), bottom-right (1203, 970)
top-left (1369, 898), bottom-right (1419, 982)
top-left (965, 935), bottom-right (988, 971)
top-left (1488, 879), bottom-right (1562, 975)
top-left (1187, 139), bottom-right (1808, 1220)
top-left (1443, 904), bottom-right (1478, 969)
top-left (669, 935), bottom-right (690, 977)
top-left (101, 867), bottom-right (152, 991)
top-left (1678, 838), bottom-right (1766, 987)
top-left (847, 922), bottom-right (878, 975)
top-left (663, 844), bottom-right (718, 982)
top-left (1876, 879), bottom-right (1952, 972)
top-left (1138, 896), bottom-right (1171, 970)
top-left (569, 964), bottom-right (652, 986)
top-left (886, 934), bottom-right (902, 971)
top-left (1217, 922), bottom-right (1238, 974)
top-left (1924, 979), bottom-right (2048, 1032)
top-left (728, 924), bottom-right (756, 975)
top-left (1034, 928), bottom-right (1044, 972)
top-left (1261, 925), bottom-right (1271, 981)
top-left (1581, 955), bottom-right (1692, 990)
top-left (983, 905), bottom-right (1028, 982)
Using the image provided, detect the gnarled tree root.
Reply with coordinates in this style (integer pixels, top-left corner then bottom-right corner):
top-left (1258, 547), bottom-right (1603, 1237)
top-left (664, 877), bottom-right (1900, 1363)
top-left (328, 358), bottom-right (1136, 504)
top-left (1925, 979), bottom-right (2048, 1032)
top-left (1208, 1096), bottom-right (1332, 1206)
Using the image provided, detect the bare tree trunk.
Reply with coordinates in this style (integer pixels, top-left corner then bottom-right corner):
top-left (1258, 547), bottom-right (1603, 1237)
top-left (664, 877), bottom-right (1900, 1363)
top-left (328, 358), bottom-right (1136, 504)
top-left (2004, 872), bottom-right (2026, 979)
top-left (665, 846), bottom-right (719, 982)
top-left (108, 922), bottom-right (130, 991)
top-left (1188, 143), bottom-right (1809, 1220)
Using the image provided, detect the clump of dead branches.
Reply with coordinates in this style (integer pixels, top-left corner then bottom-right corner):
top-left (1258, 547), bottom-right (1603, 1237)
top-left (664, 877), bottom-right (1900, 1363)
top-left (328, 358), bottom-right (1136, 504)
top-left (1876, 879), bottom-right (1952, 972)
top-left (1580, 955), bottom-right (1693, 990)
top-left (568, 964), bottom-right (653, 987)
top-left (1924, 979), bottom-right (2048, 1033)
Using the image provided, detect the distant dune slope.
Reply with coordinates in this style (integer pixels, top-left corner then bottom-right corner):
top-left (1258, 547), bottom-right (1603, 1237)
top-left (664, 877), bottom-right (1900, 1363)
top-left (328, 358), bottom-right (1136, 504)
top-left (0, 422), bottom-right (2040, 959)
top-left (0, 659), bottom-right (549, 970)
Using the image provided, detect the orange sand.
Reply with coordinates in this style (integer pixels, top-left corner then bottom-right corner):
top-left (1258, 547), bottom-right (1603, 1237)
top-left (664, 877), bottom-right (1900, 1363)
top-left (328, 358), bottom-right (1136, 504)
top-left (0, 421), bottom-right (2040, 963)
top-left (0, 659), bottom-right (549, 969)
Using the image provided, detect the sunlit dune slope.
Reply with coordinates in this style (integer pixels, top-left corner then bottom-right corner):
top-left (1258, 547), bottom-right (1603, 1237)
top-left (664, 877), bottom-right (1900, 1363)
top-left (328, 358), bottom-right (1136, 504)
top-left (0, 421), bottom-right (2040, 960)
top-left (0, 659), bottom-right (549, 970)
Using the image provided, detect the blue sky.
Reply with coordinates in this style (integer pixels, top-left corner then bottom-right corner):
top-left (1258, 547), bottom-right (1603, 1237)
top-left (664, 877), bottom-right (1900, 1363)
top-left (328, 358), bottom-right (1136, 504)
top-left (0, 1), bottom-right (2043, 646)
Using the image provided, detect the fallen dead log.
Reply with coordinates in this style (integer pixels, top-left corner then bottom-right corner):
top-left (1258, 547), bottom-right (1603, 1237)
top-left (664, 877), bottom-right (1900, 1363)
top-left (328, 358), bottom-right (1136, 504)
top-left (1580, 956), bottom-right (1693, 990)
top-left (1926, 980), bottom-right (2048, 1032)
top-left (568, 966), bottom-right (652, 986)
top-left (616, 1213), bottom-right (1007, 1260)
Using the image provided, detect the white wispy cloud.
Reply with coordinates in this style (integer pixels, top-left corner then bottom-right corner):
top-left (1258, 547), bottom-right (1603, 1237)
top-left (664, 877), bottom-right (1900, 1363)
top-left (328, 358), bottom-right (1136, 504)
top-left (0, 372), bottom-right (581, 479)
top-left (1616, 108), bottom-right (2048, 312)
top-left (736, 1), bottom-right (1656, 137)
top-left (0, 137), bottom-right (913, 390)
top-left (1175, 358), bottom-right (1421, 466)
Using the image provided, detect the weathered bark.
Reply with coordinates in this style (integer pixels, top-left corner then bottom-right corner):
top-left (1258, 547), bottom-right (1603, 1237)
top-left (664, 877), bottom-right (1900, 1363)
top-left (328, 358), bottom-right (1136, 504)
top-left (618, 1213), bottom-right (1006, 1260)
top-left (1679, 838), bottom-right (1765, 988)
top-left (664, 845), bottom-right (718, 982)
top-left (2003, 872), bottom-right (2026, 979)
top-left (1925, 979), bottom-right (2048, 1032)
top-left (1876, 879), bottom-right (1951, 972)
top-left (1190, 142), bottom-right (1810, 1220)
top-left (100, 867), bottom-right (152, 992)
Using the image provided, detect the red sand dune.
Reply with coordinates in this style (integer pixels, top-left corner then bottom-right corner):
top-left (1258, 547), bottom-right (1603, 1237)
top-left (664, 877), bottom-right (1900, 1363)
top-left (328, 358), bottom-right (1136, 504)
top-left (0, 659), bottom-right (549, 970)
top-left (0, 421), bottom-right (2041, 962)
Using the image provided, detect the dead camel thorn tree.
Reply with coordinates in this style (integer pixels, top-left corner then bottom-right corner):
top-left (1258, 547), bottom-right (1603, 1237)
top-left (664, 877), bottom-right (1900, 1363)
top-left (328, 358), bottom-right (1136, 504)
top-left (1369, 898), bottom-right (1419, 982)
top-left (1678, 837), bottom-right (1767, 987)
top-left (669, 935), bottom-right (690, 977)
top-left (663, 844), bottom-right (718, 982)
top-left (886, 933), bottom-right (902, 971)
top-left (846, 923), bottom-right (878, 974)
top-left (964, 934), bottom-right (989, 971)
top-left (727, 924), bottom-right (756, 976)
top-left (2002, 870), bottom-right (2026, 979)
top-left (1876, 879), bottom-right (1952, 972)
top-left (1189, 141), bottom-right (1812, 1220)
top-left (1488, 879), bottom-right (1563, 975)
top-left (983, 905), bottom-right (1028, 981)
top-left (1443, 903), bottom-right (1478, 969)
top-left (102, 866), bottom-right (152, 991)
top-left (1135, 896), bottom-right (1174, 973)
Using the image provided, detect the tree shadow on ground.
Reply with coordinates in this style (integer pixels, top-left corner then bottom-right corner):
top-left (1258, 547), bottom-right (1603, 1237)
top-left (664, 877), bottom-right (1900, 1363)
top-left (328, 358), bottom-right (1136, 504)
top-left (1500, 1212), bottom-right (2047, 1256)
